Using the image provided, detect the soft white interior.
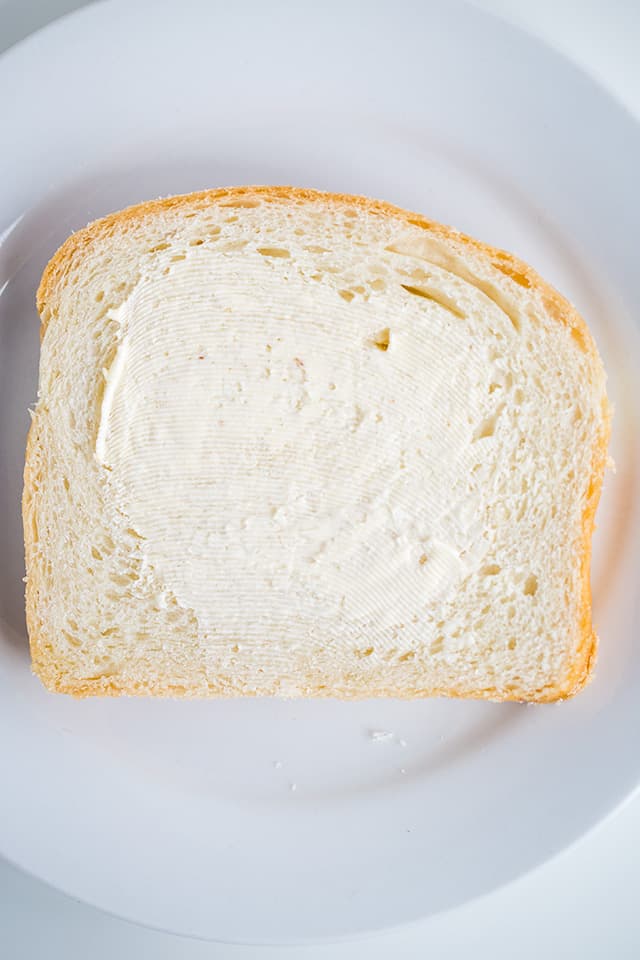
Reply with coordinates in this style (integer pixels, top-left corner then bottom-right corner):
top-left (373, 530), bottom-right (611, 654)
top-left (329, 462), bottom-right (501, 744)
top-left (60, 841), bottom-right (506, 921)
top-left (27, 194), bottom-right (607, 697)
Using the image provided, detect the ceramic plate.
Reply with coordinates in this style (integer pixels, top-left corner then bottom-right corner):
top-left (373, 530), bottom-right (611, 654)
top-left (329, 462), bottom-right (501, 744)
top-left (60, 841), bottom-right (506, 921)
top-left (0, 0), bottom-right (639, 944)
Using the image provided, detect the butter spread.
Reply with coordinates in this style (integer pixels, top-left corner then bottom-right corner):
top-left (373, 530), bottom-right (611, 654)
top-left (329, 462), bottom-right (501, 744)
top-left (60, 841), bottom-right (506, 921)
top-left (97, 248), bottom-right (491, 639)
top-left (95, 333), bottom-right (129, 464)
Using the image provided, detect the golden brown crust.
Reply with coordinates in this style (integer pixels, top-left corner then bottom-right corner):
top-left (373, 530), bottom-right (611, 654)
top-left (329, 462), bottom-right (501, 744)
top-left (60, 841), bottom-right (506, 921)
top-left (29, 671), bottom-right (585, 702)
top-left (37, 184), bottom-right (593, 335)
top-left (28, 185), bottom-right (611, 702)
top-left (23, 411), bottom-right (53, 688)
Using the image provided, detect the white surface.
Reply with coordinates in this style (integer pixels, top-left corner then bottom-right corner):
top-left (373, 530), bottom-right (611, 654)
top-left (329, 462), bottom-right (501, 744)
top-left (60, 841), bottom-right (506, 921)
top-left (1, 0), bottom-right (639, 956)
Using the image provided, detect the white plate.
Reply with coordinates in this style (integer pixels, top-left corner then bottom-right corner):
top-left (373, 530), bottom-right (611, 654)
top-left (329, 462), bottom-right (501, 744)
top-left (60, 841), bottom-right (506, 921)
top-left (1, 0), bottom-right (639, 945)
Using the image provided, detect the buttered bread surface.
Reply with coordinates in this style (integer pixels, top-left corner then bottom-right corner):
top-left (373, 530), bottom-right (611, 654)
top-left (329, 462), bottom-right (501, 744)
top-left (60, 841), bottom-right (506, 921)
top-left (24, 187), bottom-right (610, 700)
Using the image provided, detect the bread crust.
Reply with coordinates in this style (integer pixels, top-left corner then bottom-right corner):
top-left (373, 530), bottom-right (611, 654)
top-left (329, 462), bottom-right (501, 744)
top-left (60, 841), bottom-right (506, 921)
top-left (26, 186), bottom-right (611, 701)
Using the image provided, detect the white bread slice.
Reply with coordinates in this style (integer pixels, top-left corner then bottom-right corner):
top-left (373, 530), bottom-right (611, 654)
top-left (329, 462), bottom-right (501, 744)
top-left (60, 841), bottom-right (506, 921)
top-left (24, 186), bottom-right (610, 701)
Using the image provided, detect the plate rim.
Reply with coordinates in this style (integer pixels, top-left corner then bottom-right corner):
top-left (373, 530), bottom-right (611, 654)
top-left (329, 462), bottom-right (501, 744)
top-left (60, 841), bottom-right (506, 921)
top-left (1, 0), bottom-right (640, 944)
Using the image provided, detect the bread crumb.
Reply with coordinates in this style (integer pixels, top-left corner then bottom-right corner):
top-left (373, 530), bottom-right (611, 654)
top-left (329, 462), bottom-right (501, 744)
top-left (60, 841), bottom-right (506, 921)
top-left (370, 729), bottom-right (393, 742)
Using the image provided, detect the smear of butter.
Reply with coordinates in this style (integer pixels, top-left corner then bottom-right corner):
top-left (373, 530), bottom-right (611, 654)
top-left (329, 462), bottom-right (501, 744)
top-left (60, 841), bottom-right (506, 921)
top-left (95, 335), bottom-right (129, 466)
top-left (95, 247), bottom-right (494, 640)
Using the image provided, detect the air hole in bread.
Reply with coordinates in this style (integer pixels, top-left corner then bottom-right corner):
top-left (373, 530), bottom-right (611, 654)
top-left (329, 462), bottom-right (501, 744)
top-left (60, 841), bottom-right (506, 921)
top-left (339, 289), bottom-right (354, 303)
top-left (571, 326), bottom-right (588, 353)
top-left (222, 240), bottom-right (248, 252)
top-left (257, 247), bottom-right (291, 258)
top-left (305, 245), bottom-right (330, 254)
top-left (357, 646), bottom-right (374, 658)
top-left (473, 405), bottom-right (504, 440)
top-left (220, 199), bottom-right (261, 209)
top-left (493, 261), bottom-right (532, 288)
top-left (398, 650), bottom-right (415, 662)
top-left (481, 563), bottom-right (501, 576)
top-left (149, 242), bottom-right (170, 253)
top-left (95, 290), bottom-right (105, 303)
top-left (189, 238), bottom-right (204, 247)
top-left (372, 328), bottom-right (390, 351)
top-left (370, 277), bottom-right (386, 292)
top-left (508, 638), bottom-right (517, 650)
top-left (86, 667), bottom-right (116, 680)
top-left (109, 573), bottom-right (133, 587)
top-left (170, 253), bottom-right (186, 262)
top-left (62, 476), bottom-right (70, 492)
top-left (63, 631), bottom-right (81, 648)
top-left (387, 243), bottom-right (521, 331)
top-left (430, 637), bottom-right (444, 655)
top-left (523, 574), bottom-right (538, 596)
top-left (400, 283), bottom-right (465, 319)
top-left (407, 217), bottom-right (433, 230)
top-left (91, 546), bottom-right (102, 561)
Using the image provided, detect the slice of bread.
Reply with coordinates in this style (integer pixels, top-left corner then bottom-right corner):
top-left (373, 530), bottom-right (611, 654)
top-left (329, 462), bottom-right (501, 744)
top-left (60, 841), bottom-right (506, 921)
top-left (24, 186), bottom-right (610, 701)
